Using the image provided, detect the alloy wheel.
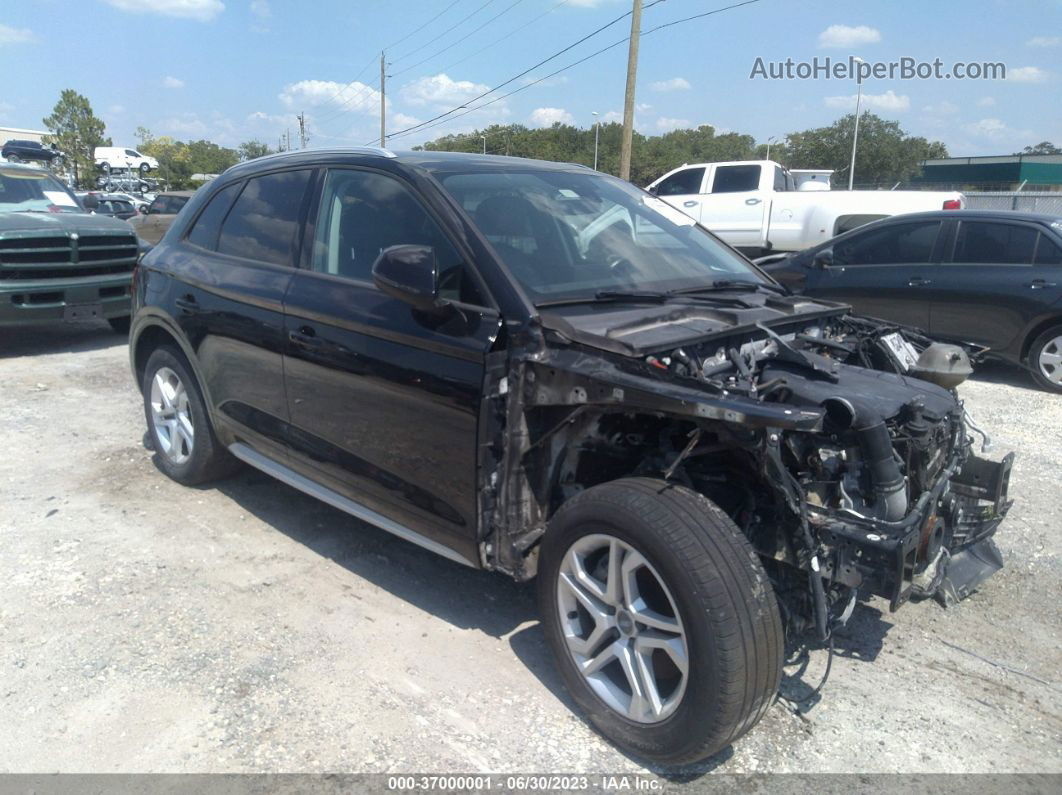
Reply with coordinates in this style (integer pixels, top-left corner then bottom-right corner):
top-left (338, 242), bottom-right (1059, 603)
top-left (150, 366), bottom-right (194, 464)
top-left (1038, 335), bottom-right (1062, 385)
top-left (556, 533), bottom-right (689, 724)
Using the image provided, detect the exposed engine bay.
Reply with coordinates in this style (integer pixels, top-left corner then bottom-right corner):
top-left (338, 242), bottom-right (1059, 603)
top-left (480, 299), bottom-right (1013, 646)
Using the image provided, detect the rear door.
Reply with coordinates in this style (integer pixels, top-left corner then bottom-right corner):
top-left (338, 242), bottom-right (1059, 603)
top-left (651, 166), bottom-right (708, 223)
top-left (930, 219), bottom-right (1062, 351)
top-left (281, 167), bottom-right (499, 561)
top-left (804, 219), bottom-right (944, 330)
top-left (175, 169), bottom-right (313, 460)
top-left (698, 164), bottom-right (769, 248)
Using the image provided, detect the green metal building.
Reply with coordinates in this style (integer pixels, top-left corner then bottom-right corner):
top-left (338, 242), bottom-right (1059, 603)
top-left (917, 154), bottom-right (1062, 190)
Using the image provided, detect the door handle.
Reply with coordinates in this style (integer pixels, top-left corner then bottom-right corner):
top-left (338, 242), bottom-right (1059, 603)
top-left (288, 325), bottom-right (322, 348)
top-left (682, 200), bottom-right (698, 208)
top-left (1027, 279), bottom-right (1058, 289)
top-left (908, 276), bottom-right (932, 287)
top-left (175, 294), bottom-right (198, 313)
top-left (745, 198), bottom-right (762, 205)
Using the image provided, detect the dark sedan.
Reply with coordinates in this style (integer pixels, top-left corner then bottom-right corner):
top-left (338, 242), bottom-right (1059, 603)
top-left (2, 139), bottom-right (62, 165)
top-left (760, 210), bottom-right (1062, 392)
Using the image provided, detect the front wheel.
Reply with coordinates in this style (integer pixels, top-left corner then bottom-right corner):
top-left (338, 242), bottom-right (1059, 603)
top-left (5, 154), bottom-right (20, 163)
top-left (139, 162), bottom-right (150, 174)
top-left (141, 346), bottom-right (240, 485)
top-left (538, 478), bottom-right (783, 765)
top-left (1029, 325), bottom-right (1062, 393)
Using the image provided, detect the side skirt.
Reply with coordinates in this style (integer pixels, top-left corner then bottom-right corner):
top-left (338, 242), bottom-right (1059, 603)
top-left (228, 442), bottom-right (478, 569)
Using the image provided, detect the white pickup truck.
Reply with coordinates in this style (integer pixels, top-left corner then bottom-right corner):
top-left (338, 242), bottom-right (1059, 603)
top-left (647, 160), bottom-right (964, 254)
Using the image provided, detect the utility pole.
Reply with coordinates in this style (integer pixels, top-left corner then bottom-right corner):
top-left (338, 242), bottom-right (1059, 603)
top-left (297, 112), bottom-right (307, 149)
top-left (618, 0), bottom-right (642, 182)
top-left (380, 51), bottom-right (386, 148)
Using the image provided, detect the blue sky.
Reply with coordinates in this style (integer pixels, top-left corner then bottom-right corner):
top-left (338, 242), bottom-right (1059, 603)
top-left (1, 0), bottom-right (1060, 158)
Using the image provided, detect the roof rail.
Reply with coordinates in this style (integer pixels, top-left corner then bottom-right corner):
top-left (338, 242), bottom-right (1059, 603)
top-left (237, 146), bottom-right (397, 167)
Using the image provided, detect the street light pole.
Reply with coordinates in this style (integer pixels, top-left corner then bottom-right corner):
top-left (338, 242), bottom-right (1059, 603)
top-left (848, 56), bottom-right (865, 191)
top-left (592, 111), bottom-right (600, 170)
top-left (765, 136), bottom-right (776, 161)
top-left (480, 135), bottom-right (486, 155)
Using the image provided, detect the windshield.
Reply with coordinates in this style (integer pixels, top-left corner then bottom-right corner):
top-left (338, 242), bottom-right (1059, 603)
top-left (438, 169), bottom-right (766, 305)
top-left (0, 167), bottom-right (82, 214)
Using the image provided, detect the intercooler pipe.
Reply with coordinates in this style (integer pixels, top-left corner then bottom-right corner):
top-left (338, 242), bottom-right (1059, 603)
top-left (823, 398), bottom-right (908, 522)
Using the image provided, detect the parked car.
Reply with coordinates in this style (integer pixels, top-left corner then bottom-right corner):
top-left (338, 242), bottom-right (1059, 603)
top-left (129, 148), bottom-right (1011, 764)
top-left (128, 190), bottom-right (194, 246)
top-left (759, 210), bottom-right (1062, 392)
top-left (2, 139), bottom-right (62, 166)
top-left (94, 146), bottom-right (159, 174)
top-left (0, 162), bottom-right (138, 331)
top-left (105, 191), bottom-right (151, 213)
top-left (96, 173), bottom-right (157, 194)
top-left (646, 160), bottom-right (964, 256)
top-left (92, 194), bottom-right (139, 221)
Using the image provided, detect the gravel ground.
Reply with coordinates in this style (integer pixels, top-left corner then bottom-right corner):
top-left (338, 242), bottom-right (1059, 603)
top-left (0, 321), bottom-right (1059, 779)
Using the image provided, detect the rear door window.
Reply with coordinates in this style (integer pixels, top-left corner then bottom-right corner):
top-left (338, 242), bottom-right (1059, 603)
top-left (1034, 234), bottom-right (1062, 265)
top-left (187, 182), bottom-right (242, 250)
top-left (711, 165), bottom-right (761, 193)
top-left (952, 221), bottom-right (1037, 265)
top-left (654, 167), bottom-right (705, 196)
top-left (217, 169), bottom-right (312, 266)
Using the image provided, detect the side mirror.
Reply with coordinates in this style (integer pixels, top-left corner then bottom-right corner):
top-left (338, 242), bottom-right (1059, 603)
top-left (813, 248), bottom-right (834, 268)
top-left (372, 245), bottom-right (442, 312)
top-left (81, 193), bottom-right (99, 211)
top-left (648, 184), bottom-right (659, 195)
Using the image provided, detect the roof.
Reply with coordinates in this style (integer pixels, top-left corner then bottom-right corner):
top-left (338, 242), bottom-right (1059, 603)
top-left (922, 154), bottom-right (1062, 167)
top-left (856, 209), bottom-right (1062, 225)
top-left (223, 147), bottom-right (593, 180)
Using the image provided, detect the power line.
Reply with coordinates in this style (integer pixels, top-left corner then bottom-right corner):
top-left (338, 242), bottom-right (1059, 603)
top-left (378, 0), bottom-right (667, 143)
top-left (383, 0), bottom-right (464, 52)
top-left (390, 0), bottom-right (529, 79)
top-left (383, 0), bottom-right (762, 144)
top-left (391, 0), bottom-right (500, 65)
top-left (437, 0), bottom-right (571, 75)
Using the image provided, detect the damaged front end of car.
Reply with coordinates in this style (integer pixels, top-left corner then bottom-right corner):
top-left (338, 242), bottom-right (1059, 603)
top-left (478, 301), bottom-right (1012, 643)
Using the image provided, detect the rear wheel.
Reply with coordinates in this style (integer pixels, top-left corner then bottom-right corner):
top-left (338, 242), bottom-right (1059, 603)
top-left (1029, 325), bottom-right (1062, 393)
top-left (140, 162), bottom-right (150, 174)
top-left (142, 347), bottom-right (240, 485)
top-left (538, 478), bottom-right (783, 765)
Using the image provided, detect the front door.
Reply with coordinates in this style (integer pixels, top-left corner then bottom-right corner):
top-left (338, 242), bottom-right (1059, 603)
top-left (651, 166), bottom-right (708, 224)
top-left (807, 219), bottom-right (944, 331)
top-left (282, 167), bottom-right (499, 560)
top-left (698, 164), bottom-right (768, 249)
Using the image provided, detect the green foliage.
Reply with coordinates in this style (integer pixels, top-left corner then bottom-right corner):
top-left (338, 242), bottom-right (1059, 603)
top-left (782, 113), bottom-right (947, 187)
top-left (416, 112), bottom-right (947, 188)
top-left (1017, 141), bottom-right (1061, 155)
top-left (42, 89), bottom-right (111, 188)
top-left (135, 128), bottom-right (239, 189)
top-left (238, 140), bottom-right (273, 161)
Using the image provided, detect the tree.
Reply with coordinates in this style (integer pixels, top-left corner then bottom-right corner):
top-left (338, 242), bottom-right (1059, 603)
top-left (784, 112), bottom-right (947, 187)
top-left (134, 128), bottom-right (238, 189)
top-left (1017, 141), bottom-right (1061, 155)
top-left (42, 89), bottom-right (111, 188)
top-left (238, 140), bottom-right (273, 161)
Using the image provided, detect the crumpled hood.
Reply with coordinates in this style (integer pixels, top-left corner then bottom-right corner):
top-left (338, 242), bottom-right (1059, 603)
top-left (0, 211), bottom-right (134, 237)
top-left (539, 292), bottom-right (846, 356)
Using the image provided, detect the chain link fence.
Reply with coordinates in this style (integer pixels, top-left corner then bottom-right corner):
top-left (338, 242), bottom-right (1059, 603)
top-left (961, 192), bottom-right (1062, 215)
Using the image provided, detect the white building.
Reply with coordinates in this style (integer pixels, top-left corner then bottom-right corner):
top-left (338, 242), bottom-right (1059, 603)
top-left (0, 126), bottom-right (49, 144)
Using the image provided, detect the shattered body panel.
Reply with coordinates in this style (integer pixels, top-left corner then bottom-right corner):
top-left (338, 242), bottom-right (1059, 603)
top-left (477, 297), bottom-right (1011, 640)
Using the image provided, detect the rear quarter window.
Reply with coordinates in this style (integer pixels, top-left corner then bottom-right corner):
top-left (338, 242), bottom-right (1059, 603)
top-left (187, 183), bottom-right (242, 251)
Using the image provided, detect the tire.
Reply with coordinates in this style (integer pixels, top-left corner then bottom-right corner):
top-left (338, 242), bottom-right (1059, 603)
top-left (100, 162), bottom-right (111, 174)
top-left (140, 162), bottom-right (150, 174)
top-left (107, 316), bottom-right (131, 335)
top-left (538, 478), bottom-right (783, 765)
top-left (141, 346), bottom-right (240, 485)
top-left (1029, 324), bottom-right (1062, 393)
top-left (5, 154), bottom-right (20, 163)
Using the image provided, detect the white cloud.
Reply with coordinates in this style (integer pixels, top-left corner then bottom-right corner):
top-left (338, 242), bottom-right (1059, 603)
top-left (162, 76), bottom-right (185, 88)
top-left (602, 110), bottom-right (623, 123)
top-left (250, 0), bottom-right (271, 18)
top-left (101, 0), bottom-right (224, 22)
top-left (655, 117), bottom-right (691, 132)
top-left (0, 24), bottom-right (34, 45)
top-left (1008, 66), bottom-right (1048, 83)
top-left (923, 100), bottom-right (959, 115)
top-left (976, 96), bottom-right (996, 107)
top-left (824, 89), bottom-right (909, 112)
top-left (964, 117), bottom-right (1035, 144)
top-left (279, 79), bottom-right (382, 114)
top-left (636, 102), bottom-right (652, 112)
top-left (650, 77), bottom-right (691, 93)
top-left (530, 107), bottom-right (574, 127)
top-left (108, 104), bottom-right (126, 114)
top-left (400, 73), bottom-right (489, 107)
top-left (817, 24), bottom-right (881, 49)
top-left (158, 114), bottom-right (209, 137)
top-left (1027, 36), bottom-right (1061, 47)
top-left (391, 112), bottom-right (421, 128)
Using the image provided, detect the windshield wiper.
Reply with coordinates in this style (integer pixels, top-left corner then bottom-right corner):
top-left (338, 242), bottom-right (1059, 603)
top-left (536, 290), bottom-right (669, 307)
top-left (671, 279), bottom-right (789, 296)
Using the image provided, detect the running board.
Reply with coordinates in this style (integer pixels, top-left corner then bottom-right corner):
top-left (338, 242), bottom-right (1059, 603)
top-left (228, 442), bottom-right (477, 568)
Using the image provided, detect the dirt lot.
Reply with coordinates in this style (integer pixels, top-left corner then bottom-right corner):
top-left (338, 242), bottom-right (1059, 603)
top-left (1, 321), bottom-right (1060, 778)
